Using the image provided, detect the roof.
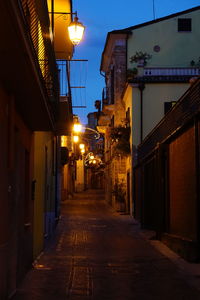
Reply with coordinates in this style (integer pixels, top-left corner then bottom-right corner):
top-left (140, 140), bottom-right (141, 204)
top-left (100, 6), bottom-right (200, 71)
top-left (111, 6), bottom-right (200, 34)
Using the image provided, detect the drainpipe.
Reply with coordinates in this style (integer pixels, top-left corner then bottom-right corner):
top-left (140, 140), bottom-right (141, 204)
top-left (100, 70), bottom-right (105, 78)
top-left (138, 83), bottom-right (145, 143)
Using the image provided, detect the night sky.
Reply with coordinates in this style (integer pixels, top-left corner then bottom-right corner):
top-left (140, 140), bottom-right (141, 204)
top-left (72, 0), bottom-right (200, 124)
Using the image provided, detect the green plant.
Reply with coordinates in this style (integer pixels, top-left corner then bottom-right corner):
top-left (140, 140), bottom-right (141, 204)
top-left (127, 68), bottom-right (138, 79)
top-left (114, 141), bottom-right (130, 155)
top-left (130, 51), bottom-right (152, 66)
top-left (110, 126), bottom-right (130, 142)
top-left (110, 126), bottom-right (130, 155)
top-left (190, 57), bottom-right (200, 67)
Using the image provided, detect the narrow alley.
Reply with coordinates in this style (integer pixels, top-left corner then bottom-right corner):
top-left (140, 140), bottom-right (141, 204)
top-left (12, 189), bottom-right (200, 300)
top-left (2, 1), bottom-right (200, 299)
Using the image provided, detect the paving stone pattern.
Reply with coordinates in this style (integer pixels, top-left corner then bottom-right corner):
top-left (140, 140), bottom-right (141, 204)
top-left (12, 190), bottom-right (200, 300)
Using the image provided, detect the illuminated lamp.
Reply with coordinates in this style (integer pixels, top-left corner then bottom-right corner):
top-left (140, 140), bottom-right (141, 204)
top-left (68, 16), bottom-right (85, 45)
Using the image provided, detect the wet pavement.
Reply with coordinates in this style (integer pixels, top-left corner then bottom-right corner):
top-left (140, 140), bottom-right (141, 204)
top-left (12, 189), bottom-right (200, 299)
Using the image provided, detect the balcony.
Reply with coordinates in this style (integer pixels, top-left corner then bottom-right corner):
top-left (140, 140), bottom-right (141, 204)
top-left (0, 0), bottom-right (59, 130)
top-left (102, 86), bottom-right (115, 107)
top-left (143, 67), bottom-right (200, 77)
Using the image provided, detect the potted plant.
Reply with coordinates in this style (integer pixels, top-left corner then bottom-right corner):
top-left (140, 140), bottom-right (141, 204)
top-left (110, 126), bottom-right (130, 156)
top-left (127, 67), bottom-right (138, 80)
top-left (130, 51), bottom-right (152, 67)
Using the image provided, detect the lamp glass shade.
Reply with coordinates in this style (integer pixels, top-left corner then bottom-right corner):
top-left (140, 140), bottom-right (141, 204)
top-left (73, 123), bottom-right (82, 133)
top-left (68, 17), bottom-right (85, 45)
top-left (73, 136), bottom-right (79, 143)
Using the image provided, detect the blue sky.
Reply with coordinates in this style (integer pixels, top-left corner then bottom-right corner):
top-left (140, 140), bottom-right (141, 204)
top-left (72, 0), bottom-right (200, 124)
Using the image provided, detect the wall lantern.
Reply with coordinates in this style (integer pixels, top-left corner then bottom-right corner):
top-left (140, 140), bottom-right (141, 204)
top-left (73, 135), bottom-right (79, 143)
top-left (51, 11), bottom-right (85, 46)
top-left (73, 123), bottom-right (82, 133)
top-left (68, 16), bottom-right (85, 45)
top-left (79, 143), bottom-right (85, 150)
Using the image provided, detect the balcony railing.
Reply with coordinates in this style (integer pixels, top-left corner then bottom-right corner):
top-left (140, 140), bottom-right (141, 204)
top-left (57, 60), bottom-right (70, 97)
top-left (102, 87), bottom-right (109, 105)
top-left (19, 0), bottom-right (59, 111)
top-left (143, 67), bottom-right (200, 77)
top-left (102, 86), bottom-right (115, 106)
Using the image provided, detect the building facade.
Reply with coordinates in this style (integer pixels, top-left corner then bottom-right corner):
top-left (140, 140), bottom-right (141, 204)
top-left (0, 0), bottom-right (73, 298)
top-left (134, 78), bottom-right (200, 261)
top-left (99, 6), bottom-right (200, 216)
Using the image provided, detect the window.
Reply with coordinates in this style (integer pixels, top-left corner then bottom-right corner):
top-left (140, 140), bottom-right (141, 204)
top-left (178, 18), bottom-right (192, 32)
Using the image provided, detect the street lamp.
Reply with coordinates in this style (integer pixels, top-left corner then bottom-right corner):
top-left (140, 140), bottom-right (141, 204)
top-left (73, 122), bottom-right (82, 133)
top-left (84, 152), bottom-right (103, 167)
top-left (73, 122), bottom-right (100, 140)
top-left (79, 143), bottom-right (85, 150)
top-left (51, 11), bottom-right (85, 45)
top-left (68, 16), bottom-right (85, 45)
top-left (73, 135), bottom-right (79, 143)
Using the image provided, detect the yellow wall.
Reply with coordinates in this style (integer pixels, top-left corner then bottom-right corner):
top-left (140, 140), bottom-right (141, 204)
top-left (130, 86), bottom-right (141, 147)
top-left (123, 85), bottom-right (133, 147)
top-left (33, 131), bottom-right (54, 259)
top-left (128, 10), bottom-right (200, 69)
top-left (142, 83), bottom-right (189, 138)
top-left (47, 0), bottom-right (73, 59)
top-left (125, 83), bottom-right (189, 147)
top-left (75, 159), bottom-right (84, 192)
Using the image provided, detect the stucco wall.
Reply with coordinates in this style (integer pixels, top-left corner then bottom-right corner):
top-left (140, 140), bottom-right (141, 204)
top-left (75, 159), bottom-right (85, 192)
top-left (169, 126), bottom-right (197, 240)
top-left (142, 83), bottom-right (189, 138)
top-left (127, 10), bottom-right (200, 69)
top-left (130, 87), bottom-right (141, 147)
top-left (33, 131), bottom-right (54, 258)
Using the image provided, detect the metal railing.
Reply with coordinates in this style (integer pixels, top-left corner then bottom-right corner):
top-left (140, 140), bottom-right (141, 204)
top-left (19, 0), bottom-right (59, 115)
top-left (57, 60), bottom-right (70, 97)
top-left (102, 87), bottom-right (108, 106)
top-left (143, 67), bottom-right (200, 77)
top-left (138, 78), bottom-right (200, 159)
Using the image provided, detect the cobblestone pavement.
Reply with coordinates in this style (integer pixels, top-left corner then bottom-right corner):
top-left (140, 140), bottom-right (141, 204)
top-left (12, 189), bottom-right (200, 300)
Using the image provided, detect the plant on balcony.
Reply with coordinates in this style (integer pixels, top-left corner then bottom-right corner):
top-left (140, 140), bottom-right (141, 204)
top-left (110, 126), bottom-right (130, 155)
top-left (130, 51), bottom-right (152, 66)
top-left (127, 67), bottom-right (138, 80)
